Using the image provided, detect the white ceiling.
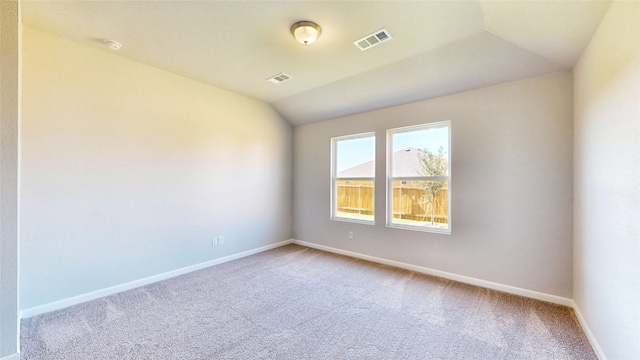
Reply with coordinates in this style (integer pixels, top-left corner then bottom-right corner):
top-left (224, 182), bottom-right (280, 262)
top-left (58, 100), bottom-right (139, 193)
top-left (21, 0), bottom-right (612, 126)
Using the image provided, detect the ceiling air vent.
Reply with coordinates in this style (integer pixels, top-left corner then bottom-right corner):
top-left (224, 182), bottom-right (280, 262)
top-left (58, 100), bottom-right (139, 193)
top-left (266, 72), bottom-right (292, 84)
top-left (354, 28), bottom-right (392, 51)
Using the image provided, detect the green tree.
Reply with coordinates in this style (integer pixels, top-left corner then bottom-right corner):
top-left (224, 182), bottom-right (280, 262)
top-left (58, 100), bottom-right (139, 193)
top-left (417, 146), bottom-right (448, 226)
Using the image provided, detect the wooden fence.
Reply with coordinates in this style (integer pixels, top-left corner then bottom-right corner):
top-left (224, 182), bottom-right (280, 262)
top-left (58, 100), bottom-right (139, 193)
top-left (336, 180), bottom-right (375, 216)
top-left (336, 180), bottom-right (448, 224)
top-left (393, 183), bottom-right (448, 224)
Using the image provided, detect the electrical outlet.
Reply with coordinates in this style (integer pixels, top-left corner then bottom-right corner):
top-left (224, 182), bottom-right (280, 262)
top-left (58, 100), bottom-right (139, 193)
top-left (219, 236), bottom-right (224, 245)
top-left (212, 237), bottom-right (218, 246)
top-left (348, 231), bottom-right (354, 240)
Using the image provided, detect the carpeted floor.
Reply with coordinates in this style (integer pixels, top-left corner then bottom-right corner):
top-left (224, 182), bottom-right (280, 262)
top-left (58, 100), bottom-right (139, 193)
top-left (21, 244), bottom-right (596, 359)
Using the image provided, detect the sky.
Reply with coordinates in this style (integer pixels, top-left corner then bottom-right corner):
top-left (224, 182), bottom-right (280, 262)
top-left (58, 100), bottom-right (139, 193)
top-left (336, 126), bottom-right (449, 172)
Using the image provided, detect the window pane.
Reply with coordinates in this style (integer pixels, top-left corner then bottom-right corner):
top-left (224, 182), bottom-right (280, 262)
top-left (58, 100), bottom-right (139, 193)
top-left (336, 136), bottom-right (375, 178)
top-left (391, 179), bottom-right (449, 229)
top-left (336, 179), bottom-right (374, 222)
top-left (391, 127), bottom-right (449, 177)
top-left (387, 122), bottom-right (450, 233)
top-left (333, 134), bottom-right (375, 223)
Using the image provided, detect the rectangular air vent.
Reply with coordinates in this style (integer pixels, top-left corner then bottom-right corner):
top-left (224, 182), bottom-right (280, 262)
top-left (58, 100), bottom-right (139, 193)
top-left (354, 28), bottom-right (392, 51)
top-left (266, 72), bottom-right (292, 84)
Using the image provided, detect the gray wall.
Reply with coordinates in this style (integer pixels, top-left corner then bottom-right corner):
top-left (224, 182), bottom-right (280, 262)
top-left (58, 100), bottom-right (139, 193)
top-left (573, 2), bottom-right (640, 359)
top-left (19, 28), bottom-right (292, 311)
top-left (294, 72), bottom-right (574, 298)
top-left (0, 0), bottom-right (20, 357)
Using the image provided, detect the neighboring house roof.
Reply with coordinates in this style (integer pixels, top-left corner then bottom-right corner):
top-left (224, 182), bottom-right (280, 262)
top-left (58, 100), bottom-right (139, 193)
top-left (338, 147), bottom-right (426, 178)
top-left (337, 159), bottom-right (375, 178)
top-left (392, 147), bottom-right (427, 177)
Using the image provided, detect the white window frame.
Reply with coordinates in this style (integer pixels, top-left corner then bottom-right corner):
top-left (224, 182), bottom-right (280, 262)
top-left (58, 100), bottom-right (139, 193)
top-left (331, 132), bottom-right (376, 225)
top-left (386, 121), bottom-right (451, 234)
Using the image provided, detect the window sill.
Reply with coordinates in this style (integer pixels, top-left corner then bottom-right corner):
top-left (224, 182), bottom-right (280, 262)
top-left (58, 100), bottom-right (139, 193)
top-left (387, 223), bottom-right (451, 235)
top-left (331, 217), bottom-right (375, 226)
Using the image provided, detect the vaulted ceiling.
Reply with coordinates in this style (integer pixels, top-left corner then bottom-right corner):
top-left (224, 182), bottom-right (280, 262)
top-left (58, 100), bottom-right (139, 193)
top-left (21, 1), bottom-right (612, 126)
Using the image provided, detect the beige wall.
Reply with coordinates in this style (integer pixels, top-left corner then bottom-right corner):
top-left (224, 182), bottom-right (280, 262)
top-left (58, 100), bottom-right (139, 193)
top-left (19, 27), bottom-right (292, 311)
top-left (294, 72), bottom-right (574, 298)
top-left (0, 0), bottom-right (21, 357)
top-left (573, 1), bottom-right (640, 359)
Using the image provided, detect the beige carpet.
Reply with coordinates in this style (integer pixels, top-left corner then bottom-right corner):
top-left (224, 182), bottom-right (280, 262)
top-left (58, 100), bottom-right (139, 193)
top-left (21, 244), bottom-right (596, 359)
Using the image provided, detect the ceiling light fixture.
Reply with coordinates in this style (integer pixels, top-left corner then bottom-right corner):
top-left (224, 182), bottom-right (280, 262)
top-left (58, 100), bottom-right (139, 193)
top-left (291, 21), bottom-right (321, 45)
top-left (103, 39), bottom-right (122, 51)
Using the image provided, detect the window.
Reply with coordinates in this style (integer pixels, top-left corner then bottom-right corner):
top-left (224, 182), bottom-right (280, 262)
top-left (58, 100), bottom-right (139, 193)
top-left (331, 133), bottom-right (375, 223)
top-left (387, 122), bottom-right (450, 233)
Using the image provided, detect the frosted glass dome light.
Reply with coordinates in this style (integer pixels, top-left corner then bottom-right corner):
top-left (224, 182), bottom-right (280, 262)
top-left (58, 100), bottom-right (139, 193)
top-left (291, 21), bottom-right (321, 45)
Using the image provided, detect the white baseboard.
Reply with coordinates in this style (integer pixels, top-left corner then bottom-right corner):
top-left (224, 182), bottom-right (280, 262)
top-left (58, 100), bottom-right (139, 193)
top-left (292, 239), bottom-right (573, 307)
top-left (1, 354), bottom-right (20, 360)
top-left (20, 239), bottom-right (294, 319)
top-left (571, 301), bottom-right (607, 360)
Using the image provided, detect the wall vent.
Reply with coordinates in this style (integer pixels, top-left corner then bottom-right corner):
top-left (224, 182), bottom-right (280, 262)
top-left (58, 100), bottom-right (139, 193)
top-left (354, 28), bottom-right (392, 51)
top-left (266, 72), bottom-right (292, 84)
